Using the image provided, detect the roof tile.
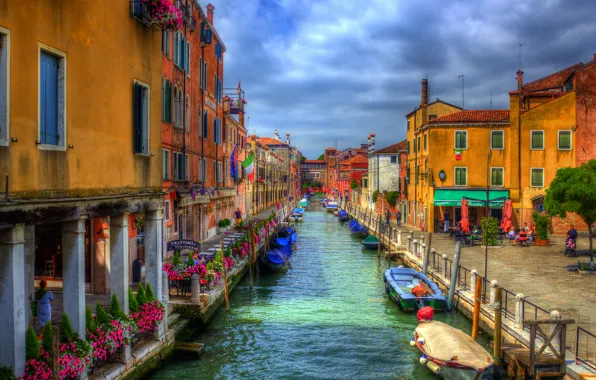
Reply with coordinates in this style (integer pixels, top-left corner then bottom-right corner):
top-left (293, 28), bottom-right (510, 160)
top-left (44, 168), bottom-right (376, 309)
top-left (427, 110), bottom-right (510, 124)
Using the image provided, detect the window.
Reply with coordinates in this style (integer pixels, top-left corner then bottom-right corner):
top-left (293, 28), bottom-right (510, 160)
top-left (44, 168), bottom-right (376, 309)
top-left (165, 200), bottom-right (170, 221)
top-left (162, 149), bottom-right (170, 180)
top-left (390, 156), bottom-right (397, 163)
top-left (491, 130), bottom-right (504, 150)
top-left (39, 47), bottom-right (67, 149)
top-left (423, 133), bottom-right (427, 150)
top-left (186, 41), bottom-right (190, 75)
top-left (174, 32), bottom-right (179, 66)
top-left (215, 160), bottom-right (223, 183)
top-left (200, 158), bottom-right (206, 181)
top-left (173, 85), bottom-right (179, 127)
top-left (454, 130), bottom-right (467, 149)
top-left (417, 136), bottom-right (421, 152)
top-left (407, 141), bottom-right (410, 154)
top-left (454, 167), bottom-right (467, 186)
top-left (173, 152), bottom-right (184, 181)
top-left (199, 57), bottom-right (203, 89)
top-left (215, 43), bottom-right (222, 61)
top-left (133, 80), bottom-right (150, 155)
top-left (213, 74), bottom-right (217, 98)
top-left (203, 62), bottom-right (207, 91)
top-left (162, 30), bottom-right (170, 57)
top-left (407, 119), bottom-right (410, 131)
top-left (558, 130), bottom-right (571, 150)
top-left (413, 138), bottom-right (417, 153)
top-left (185, 95), bottom-right (190, 131)
top-left (203, 111), bottom-right (208, 138)
top-left (530, 168), bottom-right (544, 187)
top-left (490, 167), bottom-right (504, 186)
top-left (177, 89), bottom-right (183, 129)
top-left (429, 115), bottom-right (437, 120)
top-left (0, 28), bottom-right (9, 146)
top-left (531, 130), bottom-right (544, 150)
top-left (185, 154), bottom-right (190, 180)
top-left (218, 78), bottom-right (222, 103)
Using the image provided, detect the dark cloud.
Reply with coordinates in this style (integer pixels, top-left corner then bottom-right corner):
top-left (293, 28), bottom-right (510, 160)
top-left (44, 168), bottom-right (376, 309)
top-left (208, 0), bottom-right (596, 157)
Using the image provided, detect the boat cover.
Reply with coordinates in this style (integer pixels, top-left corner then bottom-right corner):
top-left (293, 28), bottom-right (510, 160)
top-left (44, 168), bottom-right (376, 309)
top-left (415, 321), bottom-right (493, 371)
top-left (290, 232), bottom-right (297, 244)
top-left (349, 220), bottom-right (363, 233)
top-left (338, 210), bottom-right (349, 218)
top-left (292, 208), bottom-right (305, 214)
top-left (363, 235), bottom-right (378, 243)
top-left (266, 249), bottom-right (288, 265)
top-left (275, 237), bottom-right (291, 247)
top-left (298, 200), bottom-right (309, 206)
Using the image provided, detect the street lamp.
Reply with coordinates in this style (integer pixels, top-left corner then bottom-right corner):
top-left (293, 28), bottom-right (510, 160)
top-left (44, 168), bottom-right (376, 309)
top-left (484, 151), bottom-right (492, 299)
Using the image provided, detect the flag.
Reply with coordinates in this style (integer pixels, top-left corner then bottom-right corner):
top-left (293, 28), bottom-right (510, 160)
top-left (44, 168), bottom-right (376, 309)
top-left (242, 153), bottom-right (255, 182)
top-left (455, 150), bottom-right (462, 160)
top-left (237, 80), bottom-right (241, 94)
top-left (230, 144), bottom-right (237, 181)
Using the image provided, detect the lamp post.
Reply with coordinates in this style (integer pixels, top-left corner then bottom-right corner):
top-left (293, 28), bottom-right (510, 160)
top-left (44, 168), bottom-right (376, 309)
top-left (484, 151), bottom-right (492, 299)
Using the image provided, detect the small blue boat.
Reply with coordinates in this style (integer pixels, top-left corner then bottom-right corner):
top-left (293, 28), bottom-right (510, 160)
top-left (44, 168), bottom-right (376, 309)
top-left (260, 235), bottom-right (292, 272)
top-left (383, 267), bottom-right (448, 311)
top-left (349, 220), bottom-right (368, 236)
top-left (338, 210), bottom-right (349, 221)
top-left (278, 227), bottom-right (297, 244)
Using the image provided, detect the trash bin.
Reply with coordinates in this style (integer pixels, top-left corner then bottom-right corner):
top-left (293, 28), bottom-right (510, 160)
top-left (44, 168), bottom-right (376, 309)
top-left (132, 258), bottom-right (144, 283)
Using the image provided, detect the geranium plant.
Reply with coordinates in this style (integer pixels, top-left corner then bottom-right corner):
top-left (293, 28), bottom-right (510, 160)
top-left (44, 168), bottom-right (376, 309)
top-left (141, 0), bottom-right (183, 31)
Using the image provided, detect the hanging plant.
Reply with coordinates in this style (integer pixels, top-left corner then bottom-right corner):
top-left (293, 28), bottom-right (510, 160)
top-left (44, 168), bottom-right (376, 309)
top-left (141, 0), bottom-right (183, 31)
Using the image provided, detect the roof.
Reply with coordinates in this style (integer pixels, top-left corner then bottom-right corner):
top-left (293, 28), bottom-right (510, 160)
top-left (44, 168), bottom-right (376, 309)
top-left (325, 147), bottom-right (337, 151)
top-left (373, 140), bottom-right (408, 154)
top-left (259, 137), bottom-right (288, 146)
top-left (194, 2), bottom-right (227, 51)
top-left (304, 159), bottom-right (326, 164)
top-left (346, 155), bottom-right (368, 164)
top-left (509, 63), bottom-right (583, 95)
top-left (406, 98), bottom-right (463, 117)
top-left (427, 110), bottom-right (510, 124)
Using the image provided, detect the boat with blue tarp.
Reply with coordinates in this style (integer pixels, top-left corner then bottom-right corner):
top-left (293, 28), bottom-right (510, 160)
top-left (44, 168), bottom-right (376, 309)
top-left (383, 267), bottom-right (448, 311)
top-left (260, 234), bottom-right (293, 272)
top-left (349, 220), bottom-right (368, 236)
top-left (338, 209), bottom-right (349, 221)
top-left (326, 201), bottom-right (338, 212)
top-left (289, 208), bottom-right (304, 222)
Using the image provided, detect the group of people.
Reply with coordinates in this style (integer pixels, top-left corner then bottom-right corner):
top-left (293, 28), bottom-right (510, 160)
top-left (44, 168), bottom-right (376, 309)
top-left (385, 209), bottom-right (402, 228)
top-left (507, 222), bottom-right (537, 245)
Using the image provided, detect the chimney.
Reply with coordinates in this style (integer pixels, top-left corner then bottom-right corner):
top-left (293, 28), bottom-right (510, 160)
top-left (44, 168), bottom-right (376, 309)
top-left (516, 70), bottom-right (524, 89)
top-left (367, 134), bottom-right (371, 156)
top-left (206, 3), bottom-right (215, 24)
top-left (369, 133), bottom-right (376, 156)
top-left (421, 79), bottom-right (428, 107)
top-left (239, 111), bottom-right (244, 128)
top-left (274, 129), bottom-right (280, 141)
top-left (285, 133), bottom-right (290, 145)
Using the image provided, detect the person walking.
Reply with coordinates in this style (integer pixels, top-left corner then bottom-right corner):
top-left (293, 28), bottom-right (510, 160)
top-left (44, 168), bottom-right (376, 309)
top-left (443, 210), bottom-right (450, 233)
top-left (235, 208), bottom-right (242, 226)
top-left (385, 210), bottom-right (391, 229)
top-left (396, 209), bottom-right (402, 227)
top-left (35, 280), bottom-right (54, 330)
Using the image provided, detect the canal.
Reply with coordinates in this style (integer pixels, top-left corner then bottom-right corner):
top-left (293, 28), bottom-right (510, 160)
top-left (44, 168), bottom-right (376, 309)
top-left (151, 200), bottom-right (489, 379)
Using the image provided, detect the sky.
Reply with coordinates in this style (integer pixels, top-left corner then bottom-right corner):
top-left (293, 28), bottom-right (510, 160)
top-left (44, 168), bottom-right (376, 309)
top-left (207, 0), bottom-right (596, 159)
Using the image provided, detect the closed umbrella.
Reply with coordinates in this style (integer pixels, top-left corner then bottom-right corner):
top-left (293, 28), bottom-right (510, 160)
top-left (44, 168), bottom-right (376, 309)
top-left (461, 198), bottom-right (470, 233)
top-left (500, 199), bottom-right (512, 232)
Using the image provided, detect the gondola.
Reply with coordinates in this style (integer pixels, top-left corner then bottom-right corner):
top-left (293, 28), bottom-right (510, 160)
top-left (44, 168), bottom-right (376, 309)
top-left (383, 267), bottom-right (447, 311)
top-left (259, 236), bottom-right (292, 273)
top-left (338, 210), bottom-right (349, 221)
top-left (326, 202), bottom-right (338, 212)
top-left (349, 220), bottom-right (368, 236)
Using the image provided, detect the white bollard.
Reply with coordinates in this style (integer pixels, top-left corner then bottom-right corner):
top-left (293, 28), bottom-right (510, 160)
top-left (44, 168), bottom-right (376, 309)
top-left (489, 280), bottom-right (498, 308)
top-left (442, 254), bottom-right (448, 277)
top-left (408, 236), bottom-right (412, 252)
top-left (413, 240), bottom-right (418, 257)
top-left (398, 230), bottom-right (402, 245)
top-left (191, 273), bottom-right (200, 303)
top-left (420, 243), bottom-right (426, 258)
top-left (514, 293), bottom-right (525, 329)
top-left (550, 310), bottom-right (562, 353)
top-left (470, 269), bottom-right (478, 293)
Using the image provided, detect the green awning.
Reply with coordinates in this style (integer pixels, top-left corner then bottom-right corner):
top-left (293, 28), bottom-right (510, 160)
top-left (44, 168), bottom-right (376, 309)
top-left (434, 189), bottom-right (509, 208)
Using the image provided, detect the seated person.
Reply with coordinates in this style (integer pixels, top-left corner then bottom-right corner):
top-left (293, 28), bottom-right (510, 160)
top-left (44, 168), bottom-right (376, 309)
top-left (470, 227), bottom-right (480, 245)
top-left (412, 284), bottom-right (428, 298)
top-left (517, 230), bottom-right (527, 245)
top-left (508, 227), bottom-right (517, 240)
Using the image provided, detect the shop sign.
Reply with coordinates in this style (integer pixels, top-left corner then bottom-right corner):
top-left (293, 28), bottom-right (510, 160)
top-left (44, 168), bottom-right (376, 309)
top-left (167, 239), bottom-right (200, 252)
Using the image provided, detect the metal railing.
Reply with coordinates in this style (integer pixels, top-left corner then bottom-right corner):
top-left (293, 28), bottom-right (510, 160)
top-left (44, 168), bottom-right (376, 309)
top-left (576, 327), bottom-right (596, 371)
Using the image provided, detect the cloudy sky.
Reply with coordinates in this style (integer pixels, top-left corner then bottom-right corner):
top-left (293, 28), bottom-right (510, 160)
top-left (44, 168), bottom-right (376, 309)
top-left (208, 0), bottom-right (596, 158)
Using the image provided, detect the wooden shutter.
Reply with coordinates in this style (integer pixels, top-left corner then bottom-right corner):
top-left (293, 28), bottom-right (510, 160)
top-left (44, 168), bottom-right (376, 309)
top-left (213, 117), bottom-right (217, 143)
top-left (133, 83), bottom-right (142, 153)
top-left (203, 111), bottom-right (208, 138)
top-left (40, 52), bottom-right (59, 145)
top-left (186, 41), bottom-right (190, 73)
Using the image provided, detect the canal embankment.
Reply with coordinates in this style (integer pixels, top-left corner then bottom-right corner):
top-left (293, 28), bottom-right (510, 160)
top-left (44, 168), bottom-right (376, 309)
top-left (346, 202), bottom-right (595, 379)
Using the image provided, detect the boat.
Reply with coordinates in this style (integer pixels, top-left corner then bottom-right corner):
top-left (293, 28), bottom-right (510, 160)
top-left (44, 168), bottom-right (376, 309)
top-left (278, 226), bottom-right (297, 244)
top-left (414, 319), bottom-right (494, 379)
top-left (320, 198), bottom-right (328, 206)
top-left (326, 202), bottom-right (338, 212)
top-left (338, 210), bottom-right (349, 221)
top-left (383, 267), bottom-right (447, 311)
top-left (362, 235), bottom-right (379, 249)
top-left (289, 208), bottom-right (304, 222)
top-left (259, 235), bottom-right (292, 272)
top-left (333, 210), bottom-right (339, 216)
top-left (349, 220), bottom-right (368, 236)
top-left (297, 199), bottom-right (309, 209)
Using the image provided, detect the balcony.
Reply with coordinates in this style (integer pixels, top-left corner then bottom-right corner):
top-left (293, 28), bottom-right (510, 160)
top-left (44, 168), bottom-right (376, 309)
top-left (224, 88), bottom-right (246, 115)
top-left (130, 1), bottom-right (152, 28)
top-left (175, 0), bottom-right (196, 31)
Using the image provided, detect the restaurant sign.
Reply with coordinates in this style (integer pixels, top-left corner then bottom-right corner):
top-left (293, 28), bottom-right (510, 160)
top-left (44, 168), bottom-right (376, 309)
top-left (167, 239), bottom-right (200, 252)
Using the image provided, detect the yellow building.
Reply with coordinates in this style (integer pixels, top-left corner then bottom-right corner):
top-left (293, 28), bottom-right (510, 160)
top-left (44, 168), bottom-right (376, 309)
top-left (0, 1), bottom-right (163, 374)
top-left (405, 79), bottom-right (462, 229)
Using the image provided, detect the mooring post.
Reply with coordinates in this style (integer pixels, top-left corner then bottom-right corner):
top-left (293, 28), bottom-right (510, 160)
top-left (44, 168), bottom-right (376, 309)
top-left (494, 286), bottom-right (502, 367)
top-left (191, 273), bottom-right (200, 303)
top-left (472, 274), bottom-right (482, 339)
top-left (220, 241), bottom-right (230, 311)
top-left (407, 236), bottom-right (412, 253)
top-left (470, 269), bottom-right (478, 293)
top-left (489, 280), bottom-right (498, 308)
top-left (419, 242), bottom-right (425, 258)
top-left (514, 293), bottom-right (525, 329)
top-left (397, 230), bottom-right (402, 245)
top-left (248, 226), bottom-right (253, 290)
top-left (448, 241), bottom-right (461, 306)
top-left (550, 310), bottom-right (562, 353)
top-left (421, 244), bottom-right (428, 274)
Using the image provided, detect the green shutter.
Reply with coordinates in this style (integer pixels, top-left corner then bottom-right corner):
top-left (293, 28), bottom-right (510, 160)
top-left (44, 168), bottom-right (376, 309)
top-left (492, 131), bottom-right (503, 149)
top-left (531, 131), bottom-right (544, 149)
top-left (559, 131), bottom-right (571, 150)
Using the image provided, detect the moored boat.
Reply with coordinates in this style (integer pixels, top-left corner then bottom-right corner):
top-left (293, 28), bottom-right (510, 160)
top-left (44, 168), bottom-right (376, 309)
top-left (413, 318), bottom-right (494, 380)
top-left (297, 199), bottom-right (309, 209)
top-left (289, 208), bottom-right (304, 222)
top-left (383, 267), bottom-right (447, 311)
top-left (326, 202), bottom-right (338, 212)
top-left (338, 210), bottom-right (349, 221)
top-left (349, 220), bottom-right (368, 236)
top-left (259, 234), bottom-right (293, 273)
top-left (362, 235), bottom-right (379, 249)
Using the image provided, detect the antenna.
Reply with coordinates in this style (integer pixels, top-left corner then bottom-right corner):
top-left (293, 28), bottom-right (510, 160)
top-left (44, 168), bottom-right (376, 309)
top-left (490, 92), bottom-right (493, 110)
top-left (458, 74), bottom-right (465, 109)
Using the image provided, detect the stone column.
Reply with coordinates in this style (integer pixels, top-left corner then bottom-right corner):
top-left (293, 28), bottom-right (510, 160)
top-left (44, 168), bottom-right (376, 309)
top-left (549, 310), bottom-right (562, 353)
top-left (23, 226), bottom-right (35, 327)
top-left (145, 209), bottom-right (164, 337)
top-left (62, 218), bottom-right (87, 339)
top-left (407, 236), bottom-right (412, 252)
top-left (110, 215), bottom-right (129, 313)
top-left (0, 225), bottom-right (26, 376)
top-left (514, 293), bottom-right (525, 329)
top-left (489, 280), bottom-right (499, 308)
top-left (412, 240), bottom-right (418, 257)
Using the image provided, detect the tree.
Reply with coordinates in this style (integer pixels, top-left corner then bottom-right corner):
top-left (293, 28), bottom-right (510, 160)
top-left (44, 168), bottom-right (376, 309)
top-left (545, 160), bottom-right (596, 262)
top-left (25, 326), bottom-right (39, 360)
top-left (350, 179), bottom-right (359, 190)
top-left (317, 153), bottom-right (325, 160)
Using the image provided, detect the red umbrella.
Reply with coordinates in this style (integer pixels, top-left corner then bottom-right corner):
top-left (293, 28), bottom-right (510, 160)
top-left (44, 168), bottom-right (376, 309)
top-left (500, 199), bottom-right (512, 231)
top-left (461, 198), bottom-right (470, 233)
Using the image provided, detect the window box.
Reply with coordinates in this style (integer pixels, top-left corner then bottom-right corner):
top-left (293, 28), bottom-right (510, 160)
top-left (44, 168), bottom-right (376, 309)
top-left (132, 0), bottom-right (183, 31)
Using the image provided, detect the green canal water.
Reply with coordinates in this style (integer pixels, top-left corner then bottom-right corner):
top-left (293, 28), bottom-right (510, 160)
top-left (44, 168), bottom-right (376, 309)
top-left (151, 201), bottom-right (490, 379)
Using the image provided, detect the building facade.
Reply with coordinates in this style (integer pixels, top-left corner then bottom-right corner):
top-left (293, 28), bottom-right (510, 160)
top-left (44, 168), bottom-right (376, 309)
top-left (301, 160), bottom-right (326, 187)
top-left (0, 1), bottom-right (164, 374)
top-left (368, 139), bottom-right (407, 208)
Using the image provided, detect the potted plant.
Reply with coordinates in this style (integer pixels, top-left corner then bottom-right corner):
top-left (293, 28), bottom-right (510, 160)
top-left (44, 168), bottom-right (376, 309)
top-left (217, 219), bottom-right (228, 234)
top-left (533, 213), bottom-right (550, 246)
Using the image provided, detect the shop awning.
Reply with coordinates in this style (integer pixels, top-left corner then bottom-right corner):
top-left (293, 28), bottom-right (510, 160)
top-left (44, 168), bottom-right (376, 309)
top-left (434, 189), bottom-right (509, 208)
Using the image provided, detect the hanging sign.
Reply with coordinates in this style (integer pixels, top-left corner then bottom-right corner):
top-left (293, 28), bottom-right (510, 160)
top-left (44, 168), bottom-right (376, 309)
top-left (167, 240), bottom-right (200, 252)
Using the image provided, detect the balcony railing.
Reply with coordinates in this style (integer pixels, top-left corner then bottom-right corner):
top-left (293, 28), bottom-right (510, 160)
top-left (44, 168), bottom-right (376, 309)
top-left (130, 0), bottom-right (152, 28)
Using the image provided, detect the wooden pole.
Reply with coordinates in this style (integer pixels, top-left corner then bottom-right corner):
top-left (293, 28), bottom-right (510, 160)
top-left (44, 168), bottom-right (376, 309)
top-left (378, 215), bottom-right (382, 259)
top-left (247, 228), bottom-right (253, 290)
top-left (250, 222), bottom-right (257, 264)
top-left (494, 286), bottom-right (502, 366)
top-left (472, 275), bottom-right (482, 339)
top-left (265, 224), bottom-right (270, 253)
top-left (220, 241), bottom-right (230, 311)
top-left (52, 326), bottom-right (60, 380)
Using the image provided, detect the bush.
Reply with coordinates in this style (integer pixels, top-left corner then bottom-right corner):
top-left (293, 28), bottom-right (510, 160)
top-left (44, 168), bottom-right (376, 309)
top-left (481, 217), bottom-right (499, 246)
top-left (218, 220), bottom-right (227, 228)
top-left (224, 218), bottom-right (231, 226)
top-left (85, 306), bottom-right (96, 333)
top-left (42, 321), bottom-right (53, 356)
top-left (385, 191), bottom-right (399, 207)
top-left (533, 213), bottom-right (550, 240)
top-left (136, 284), bottom-right (147, 305)
top-left (60, 313), bottom-right (75, 342)
top-left (172, 250), bottom-right (181, 266)
top-left (110, 293), bottom-right (125, 319)
top-left (372, 190), bottom-right (380, 203)
top-left (145, 282), bottom-right (155, 302)
top-left (25, 326), bottom-right (39, 361)
top-left (0, 367), bottom-right (16, 380)
top-left (95, 303), bottom-right (112, 325)
top-left (129, 288), bottom-right (139, 312)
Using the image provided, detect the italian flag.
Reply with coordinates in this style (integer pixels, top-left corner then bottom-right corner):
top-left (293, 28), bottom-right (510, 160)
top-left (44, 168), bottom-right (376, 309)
top-left (242, 153), bottom-right (255, 182)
